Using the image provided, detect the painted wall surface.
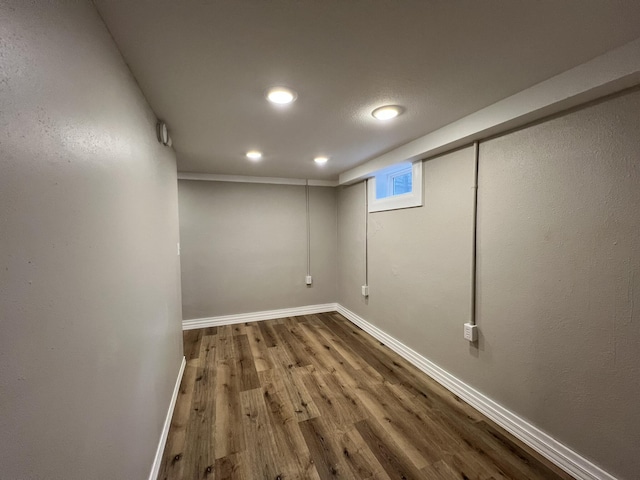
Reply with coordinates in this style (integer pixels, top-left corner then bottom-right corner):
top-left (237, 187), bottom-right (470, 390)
top-left (0, 2), bottom-right (184, 479)
top-left (337, 182), bottom-right (367, 313)
top-left (337, 147), bottom-right (476, 380)
top-left (476, 89), bottom-right (640, 479)
top-left (337, 88), bottom-right (640, 479)
top-left (179, 181), bottom-right (337, 319)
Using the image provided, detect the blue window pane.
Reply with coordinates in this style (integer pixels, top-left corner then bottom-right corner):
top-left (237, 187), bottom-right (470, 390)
top-left (392, 172), bottom-right (412, 194)
top-left (374, 162), bottom-right (413, 199)
top-left (376, 175), bottom-right (388, 199)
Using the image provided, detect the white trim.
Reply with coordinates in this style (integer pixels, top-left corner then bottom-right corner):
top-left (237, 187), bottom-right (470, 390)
top-left (339, 37), bottom-right (640, 185)
top-left (177, 172), bottom-right (338, 187)
top-left (182, 303), bottom-right (338, 330)
top-left (148, 356), bottom-right (186, 480)
top-left (368, 161), bottom-right (423, 213)
top-left (334, 304), bottom-right (617, 480)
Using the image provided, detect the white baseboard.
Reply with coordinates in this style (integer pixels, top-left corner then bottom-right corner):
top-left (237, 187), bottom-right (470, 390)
top-left (148, 356), bottom-right (186, 480)
top-left (182, 303), bottom-right (338, 330)
top-left (334, 304), bottom-right (616, 480)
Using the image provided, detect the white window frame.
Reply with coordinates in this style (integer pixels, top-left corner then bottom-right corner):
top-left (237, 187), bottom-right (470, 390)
top-left (368, 160), bottom-right (423, 213)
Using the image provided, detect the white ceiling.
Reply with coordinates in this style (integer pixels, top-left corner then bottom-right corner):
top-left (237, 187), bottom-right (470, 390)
top-left (95, 1), bottom-right (640, 181)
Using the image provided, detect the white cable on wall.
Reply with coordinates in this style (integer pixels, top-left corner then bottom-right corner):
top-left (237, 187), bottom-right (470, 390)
top-left (306, 180), bottom-right (311, 277)
top-left (364, 179), bottom-right (369, 288)
top-left (470, 141), bottom-right (480, 325)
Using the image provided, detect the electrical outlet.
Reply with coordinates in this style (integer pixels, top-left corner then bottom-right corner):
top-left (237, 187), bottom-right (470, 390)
top-left (361, 285), bottom-right (369, 297)
top-left (305, 275), bottom-right (312, 285)
top-left (464, 323), bottom-right (478, 342)
top-left (177, 242), bottom-right (180, 256)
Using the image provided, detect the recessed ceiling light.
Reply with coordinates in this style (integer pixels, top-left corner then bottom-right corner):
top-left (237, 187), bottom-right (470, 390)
top-left (246, 150), bottom-right (262, 160)
top-left (372, 105), bottom-right (403, 120)
top-left (314, 156), bottom-right (329, 165)
top-left (266, 87), bottom-right (297, 105)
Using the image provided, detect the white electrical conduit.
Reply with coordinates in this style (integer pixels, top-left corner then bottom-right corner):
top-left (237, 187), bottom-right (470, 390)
top-left (470, 141), bottom-right (480, 326)
top-left (364, 179), bottom-right (369, 288)
top-left (305, 180), bottom-right (311, 278)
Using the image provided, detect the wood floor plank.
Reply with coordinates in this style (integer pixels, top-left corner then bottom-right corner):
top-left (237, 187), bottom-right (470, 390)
top-left (260, 370), bottom-right (321, 479)
top-left (214, 451), bottom-right (247, 480)
top-left (447, 452), bottom-right (505, 480)
top-left (183, 328), bottom-right (203, 362)
top-left (268, 346), bottom-right (321, 421)
top-left (217, 324), bottom-right (235, 338)
top-left (273, 323), bottom-right (314, 367)
top-left (307, 315), bottom-right (380, 374)
top-left (157, 362), bottom-right (198, 480)
top-left (240, 387), bottom-right (283, 480)
top-left (299, 416), bottom-right (356, 480)
top-left (231, 323), bottom-right (247, 336)
top-left (201, 326), bottom-right (218, 336)
top-left (317, 313), bottom-right (407, 385)
top-left (353, 381), bottom-right (433, 470)
top-left (421, 457), bottom-right (472, 480)
top-left (355, 418), bottom-right (426, 480)
top-left (257, 320), bottom-right (278, 347)
top-left (286, 319), bottom-right (333, 370)
top-left (244, 324), bottom-right (273, 372)
top-left (297, 320), bottom-right (358, 379)
top-left (159, 313), bottom-right (573, 480)
top-left (368, 381), bottom-right (457, 461)
top-left (300, 366), bottom-right (368, 435)
top-left (182, 335), bottom-right (216, 479)
top-left (233, 334), bottom-right (260, 391)
top-left (473, 420), bottom-right (573, 480)
top-left (214, 333), bottom-right (245, 459)
top-left (338, 426), bottom-right (392, 480)
top-left (466, 420), bottom-right (574, 480)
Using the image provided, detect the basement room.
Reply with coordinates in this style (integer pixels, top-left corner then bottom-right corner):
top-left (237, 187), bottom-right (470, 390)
top-left (1, 1), bottom-right (639, 479)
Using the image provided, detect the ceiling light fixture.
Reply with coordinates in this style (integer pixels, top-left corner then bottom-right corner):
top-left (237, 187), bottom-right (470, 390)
top-left (246, 150), bottom-right (262, 160)
top-left (314, 156), bottom-right (328, 165)
top-left (266, 87), bottom-right (297, 105)
top-left (372, 105), bottom-right (403, 121)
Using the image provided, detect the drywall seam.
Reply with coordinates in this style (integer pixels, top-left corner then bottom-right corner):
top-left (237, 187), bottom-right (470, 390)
top-left (334, 304), bottom-right (616, 480)
top-left (181, 303), bottom-right (338, 330)
top-left (177, 172), bottom-right (338, 187)
top-left (148, 356), bottom-right (186, 480)
top-left (339, 37), bottom-right (640, 185)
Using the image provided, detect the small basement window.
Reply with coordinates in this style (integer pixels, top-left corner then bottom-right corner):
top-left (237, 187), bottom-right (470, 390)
top-left (368, 161), bottom-right (423, 212)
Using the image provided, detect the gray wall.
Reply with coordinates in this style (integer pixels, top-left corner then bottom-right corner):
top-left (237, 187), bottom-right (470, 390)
top-left (338, 146), bottom-right (477, 379)
top-left (337, 88), bottom-right (640, 479)
top-left (0, 2), bottom-right (183, 479)
top-left (179, 181), bottom-right (337, 319)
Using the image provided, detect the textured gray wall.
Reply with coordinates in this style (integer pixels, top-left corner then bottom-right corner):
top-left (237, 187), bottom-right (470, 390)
top-left (338, 147), bottom-right (476, 380)
top-left (476, 90), bottom-right (640, 479)
top-left (337, 88), bottom-right (640, 479)
top-left (0, 1), bottom-right (184, 479)
top-left (337, 182), bottom-right (367, 313)
top-left (179, 181), bottom-right (337, 319)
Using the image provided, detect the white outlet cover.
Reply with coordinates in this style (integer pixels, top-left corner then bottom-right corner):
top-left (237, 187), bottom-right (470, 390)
top-left (464, 323), bottom-right (478, 342)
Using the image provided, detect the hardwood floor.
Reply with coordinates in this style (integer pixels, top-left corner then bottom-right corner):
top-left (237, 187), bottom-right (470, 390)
top-left (159, 313), bottom-right (572, 480)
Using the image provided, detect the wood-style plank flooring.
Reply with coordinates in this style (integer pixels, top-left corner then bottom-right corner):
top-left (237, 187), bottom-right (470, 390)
top-left (159, 312), bottom-right (572, 480)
